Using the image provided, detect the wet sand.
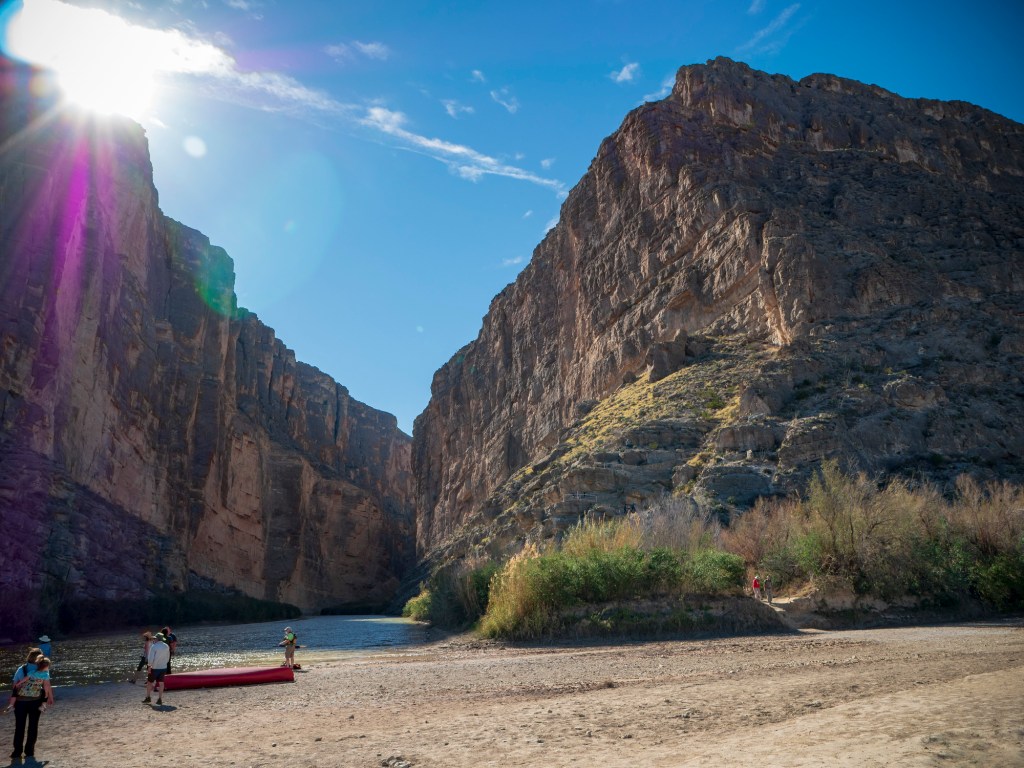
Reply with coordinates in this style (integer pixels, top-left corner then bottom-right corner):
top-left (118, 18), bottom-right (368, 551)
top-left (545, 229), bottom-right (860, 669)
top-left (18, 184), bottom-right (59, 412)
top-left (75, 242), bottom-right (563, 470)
top-left (21, 619), bottom-right (1024, 767)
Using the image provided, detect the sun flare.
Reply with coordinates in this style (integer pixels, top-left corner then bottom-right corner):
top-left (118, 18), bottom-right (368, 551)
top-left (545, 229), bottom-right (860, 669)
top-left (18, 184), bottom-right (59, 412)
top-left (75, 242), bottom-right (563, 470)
top-left (4, 0), bottom-right (161, 119)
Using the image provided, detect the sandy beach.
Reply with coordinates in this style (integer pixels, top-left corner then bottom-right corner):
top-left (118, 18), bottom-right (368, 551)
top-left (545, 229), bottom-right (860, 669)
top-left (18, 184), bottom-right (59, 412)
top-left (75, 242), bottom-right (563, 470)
top-left (18, 619), bottom-right (1024, 768)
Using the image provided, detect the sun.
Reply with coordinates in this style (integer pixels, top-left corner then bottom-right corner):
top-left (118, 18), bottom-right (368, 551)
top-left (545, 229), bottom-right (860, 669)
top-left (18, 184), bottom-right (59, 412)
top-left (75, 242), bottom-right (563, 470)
top-left (3, 0), bottom-right (160, 120)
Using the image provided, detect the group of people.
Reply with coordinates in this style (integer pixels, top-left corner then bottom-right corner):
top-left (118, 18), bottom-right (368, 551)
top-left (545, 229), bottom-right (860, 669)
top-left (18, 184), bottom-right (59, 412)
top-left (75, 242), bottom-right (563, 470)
top-left (130, 626), bottom-right (177, 707)
top-left (751, 574), bottom-right (774, 603)
top-left (4, 636), bottom-right (55, 762)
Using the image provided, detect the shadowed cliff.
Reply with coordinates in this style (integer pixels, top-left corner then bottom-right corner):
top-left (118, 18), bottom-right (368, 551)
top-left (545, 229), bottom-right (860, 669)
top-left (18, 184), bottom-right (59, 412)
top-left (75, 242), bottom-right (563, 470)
top-left (0, 57), bottom-right (415, 636)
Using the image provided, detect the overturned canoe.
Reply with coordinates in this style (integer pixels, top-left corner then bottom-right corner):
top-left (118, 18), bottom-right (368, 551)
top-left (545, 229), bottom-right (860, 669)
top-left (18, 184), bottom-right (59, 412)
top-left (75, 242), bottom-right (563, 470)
top-left (162, 666), bottom-right (295, 690)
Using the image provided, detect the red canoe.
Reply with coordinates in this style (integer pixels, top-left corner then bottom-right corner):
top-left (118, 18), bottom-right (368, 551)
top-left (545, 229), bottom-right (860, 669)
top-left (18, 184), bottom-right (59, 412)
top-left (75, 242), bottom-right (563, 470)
top-left (162, 666), bottom-right (295, 690)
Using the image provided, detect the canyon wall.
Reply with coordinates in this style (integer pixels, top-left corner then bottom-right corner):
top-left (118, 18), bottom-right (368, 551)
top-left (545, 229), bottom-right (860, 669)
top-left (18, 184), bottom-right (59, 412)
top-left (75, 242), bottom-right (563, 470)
top-left (0, 59), bottom-right (414, 634)
top-left (413, 57), bottom-right (1024, 561)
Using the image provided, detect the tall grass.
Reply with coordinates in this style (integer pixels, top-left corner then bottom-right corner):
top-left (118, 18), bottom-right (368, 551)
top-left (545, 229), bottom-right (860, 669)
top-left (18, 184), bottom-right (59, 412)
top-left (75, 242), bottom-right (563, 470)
top-left (478, 514), bottom-right (742, 639)
top-left (729, 461), bottom-right (1024, 608)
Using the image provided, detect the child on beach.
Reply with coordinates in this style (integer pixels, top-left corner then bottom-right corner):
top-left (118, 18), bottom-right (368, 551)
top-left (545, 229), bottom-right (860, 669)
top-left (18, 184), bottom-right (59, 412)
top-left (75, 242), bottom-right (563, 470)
top-left (129, 632), bottom-right (153, 684)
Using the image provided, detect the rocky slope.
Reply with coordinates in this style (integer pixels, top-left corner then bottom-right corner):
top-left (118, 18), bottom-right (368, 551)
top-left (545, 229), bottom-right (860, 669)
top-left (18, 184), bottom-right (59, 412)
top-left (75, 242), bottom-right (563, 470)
top-left (413, 57), bottom-right (1024, 566)
top-left (0, 59), bottom-right (414, 635)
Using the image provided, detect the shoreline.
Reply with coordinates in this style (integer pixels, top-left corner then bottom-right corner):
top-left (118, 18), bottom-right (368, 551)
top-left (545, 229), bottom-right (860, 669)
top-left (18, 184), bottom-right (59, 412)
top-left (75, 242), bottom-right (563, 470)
top-left (19, 619), bottom-right (1024, 767)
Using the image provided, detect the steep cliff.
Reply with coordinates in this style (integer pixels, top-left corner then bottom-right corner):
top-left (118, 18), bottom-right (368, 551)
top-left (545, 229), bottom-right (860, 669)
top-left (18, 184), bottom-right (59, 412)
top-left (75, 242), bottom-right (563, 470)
top-left (413, 57), bottom-right (1024, 563)
top-left (0, 59), bottom-right (414, 635)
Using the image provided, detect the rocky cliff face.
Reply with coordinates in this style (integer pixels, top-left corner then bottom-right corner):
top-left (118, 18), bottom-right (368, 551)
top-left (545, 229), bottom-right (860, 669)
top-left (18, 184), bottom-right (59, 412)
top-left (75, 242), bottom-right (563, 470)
top-left (0, 59), bottom-right (414, 634)
top-left (413, 57), bottom-right (1024, 563)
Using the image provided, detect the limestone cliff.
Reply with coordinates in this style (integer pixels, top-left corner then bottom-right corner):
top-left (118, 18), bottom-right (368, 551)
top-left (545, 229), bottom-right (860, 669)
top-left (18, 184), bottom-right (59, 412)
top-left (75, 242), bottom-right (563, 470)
top-left (0, 58), bottom-right (414, 635)
top-left (413, 57), bottom-right (1024, 563)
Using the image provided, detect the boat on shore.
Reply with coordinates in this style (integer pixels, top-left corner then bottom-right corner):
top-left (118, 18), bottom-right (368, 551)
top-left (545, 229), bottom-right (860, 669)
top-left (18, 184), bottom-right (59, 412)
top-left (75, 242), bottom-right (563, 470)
top-left (162, 666), bottom-right (294, 690)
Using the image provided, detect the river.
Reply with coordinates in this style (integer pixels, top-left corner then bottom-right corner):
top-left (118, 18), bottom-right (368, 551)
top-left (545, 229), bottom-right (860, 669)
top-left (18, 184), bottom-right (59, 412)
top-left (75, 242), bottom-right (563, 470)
top-left (0, 615), bottom-right (433, 688)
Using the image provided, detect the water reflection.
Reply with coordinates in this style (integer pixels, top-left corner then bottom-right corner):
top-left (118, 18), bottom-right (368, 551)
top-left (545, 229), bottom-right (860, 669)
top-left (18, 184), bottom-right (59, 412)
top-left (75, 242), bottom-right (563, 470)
top-left (0, 615), bottom-right (431, 688)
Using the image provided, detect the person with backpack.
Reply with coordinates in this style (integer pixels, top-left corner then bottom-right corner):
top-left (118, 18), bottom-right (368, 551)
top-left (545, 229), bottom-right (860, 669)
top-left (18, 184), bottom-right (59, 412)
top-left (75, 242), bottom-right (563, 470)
top-left (129, 631), bottom-right (153, 684)
top-left (161, 627), bottom-right (177, 673)
top-left (3, 649), bottom-right (42, 715)
top-left (278, 627), bottom-right (298, 669)
top-left (10, 656), bottom-right (54, 761)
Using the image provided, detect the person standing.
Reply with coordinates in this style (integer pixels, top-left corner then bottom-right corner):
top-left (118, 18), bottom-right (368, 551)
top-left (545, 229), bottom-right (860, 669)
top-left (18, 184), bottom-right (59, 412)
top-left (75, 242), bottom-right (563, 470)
top-left (10, 656), bottom-right (54, 761)
top-left (36, 637), bottom-right (51, 662)
top-left (129, 632), bottom-right (153, 684)
top-left (278, 627), bottom-right (298, 669)
top-left (143, 632), bottom-right (170, 706)
top-left (763, 575), bottom-right (774, 604)
top-left (161, 627), bottom-right (177, 673)
top-left (4, 649), bottom-right (42, 714)
top-left (752, 574), bottom-right (762, 600)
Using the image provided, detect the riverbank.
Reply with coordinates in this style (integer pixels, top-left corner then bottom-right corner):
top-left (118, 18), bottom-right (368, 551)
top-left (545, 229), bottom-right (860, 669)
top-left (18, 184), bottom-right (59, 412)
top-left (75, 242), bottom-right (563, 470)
top-left (24, 619), bottom-right (1024, 767)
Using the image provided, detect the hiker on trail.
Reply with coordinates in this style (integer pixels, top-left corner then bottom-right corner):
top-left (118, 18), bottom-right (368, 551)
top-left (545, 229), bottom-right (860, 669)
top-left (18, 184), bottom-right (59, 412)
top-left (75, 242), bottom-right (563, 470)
top-left (143, 632), bottom-right (170, 706)
top-left (763, 575), bottom-right (774, 604)
top-left (752, 574), bottom-right (762, 600)
top-left (9, 656), bottom-right (54, 762)
top-left (279, 627), bottom-right (298, 669)
top-left (161, 626), bottom-right (177, 673)
top-left (130, 631), bottom-right (153, 684)
top-left (36, 636), bottom-right (51, 662)
top-left (4, 649), bottom-right (42, 714)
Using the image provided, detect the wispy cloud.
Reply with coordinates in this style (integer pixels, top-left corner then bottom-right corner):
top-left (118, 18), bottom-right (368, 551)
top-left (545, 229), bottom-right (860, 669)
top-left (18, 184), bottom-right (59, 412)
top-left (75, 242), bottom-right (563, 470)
top-left (502, 256), bottom-right (524, 267)
top-left (225, 0), bottom-right (253, 10)
top-left (540, 158), bottom-right (554, 169)
top-left (748, 0), bottom-right (766, 13)
top-left (523, 210), bottom-right (533, 218)
top-left (442, 99), bottom-right (474, 118)
top-left (641, 73), bottom-right (675, 103)
top-left (361, 107), bottom-right (564, 192)
top-left (737, 3), bottom-right (801, 55)
top-left (545, 215), bottom-right (559, 232)
top-left (610, 62), bottom-right (640, 84)
top-left (325, 40), bottom-right (391, 62)
top-left (490, 87), bottom-right (519, 114)
top-left (470, 69), bottom-right (486, 83)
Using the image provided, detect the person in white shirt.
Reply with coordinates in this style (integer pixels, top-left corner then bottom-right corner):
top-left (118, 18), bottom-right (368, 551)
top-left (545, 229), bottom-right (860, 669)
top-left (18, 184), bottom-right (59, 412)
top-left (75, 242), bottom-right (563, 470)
top-left (143, 632), bottom-right (171, 706)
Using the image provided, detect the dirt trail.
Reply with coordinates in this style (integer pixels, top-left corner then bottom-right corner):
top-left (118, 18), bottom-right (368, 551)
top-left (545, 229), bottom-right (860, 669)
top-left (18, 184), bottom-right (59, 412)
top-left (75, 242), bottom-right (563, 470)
top-left (29, 619), bottom-right (1024, 767)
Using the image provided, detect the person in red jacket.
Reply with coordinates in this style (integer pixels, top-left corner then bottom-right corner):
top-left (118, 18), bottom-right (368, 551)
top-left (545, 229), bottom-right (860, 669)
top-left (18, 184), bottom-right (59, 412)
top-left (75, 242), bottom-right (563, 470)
top-left (752, 574), bottom-right (762, 600)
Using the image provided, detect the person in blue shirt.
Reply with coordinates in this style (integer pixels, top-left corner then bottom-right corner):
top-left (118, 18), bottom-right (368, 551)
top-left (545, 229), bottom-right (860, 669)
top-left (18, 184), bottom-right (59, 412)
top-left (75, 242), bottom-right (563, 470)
top-left (10, 656), bottom-right (54, 761)
top-left (4, 649), bottom-right (42, 714)
top-left (36, 636), bottom-right (51, 660)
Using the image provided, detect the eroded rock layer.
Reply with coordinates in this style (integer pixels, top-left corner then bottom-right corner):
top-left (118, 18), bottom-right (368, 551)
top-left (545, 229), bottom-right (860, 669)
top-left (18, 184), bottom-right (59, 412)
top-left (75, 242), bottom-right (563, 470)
top-left (0, 60), bottom-right (414, 631)
top-left (413, 57), bottom-right (1024, 562)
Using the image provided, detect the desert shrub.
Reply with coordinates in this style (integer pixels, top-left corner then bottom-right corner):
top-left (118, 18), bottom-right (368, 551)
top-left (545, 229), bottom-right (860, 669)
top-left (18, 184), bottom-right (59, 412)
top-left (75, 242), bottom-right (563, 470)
top-left (561, 515), bottom-right (642, 557)
top-left (402, 587), bottom-right (433, 621)
top-left (680, 548), bottom-right (745, 594)
top-left (639, 496), bottom-right (721, 554)
top-left (402, 558), bottom-right (500, 628)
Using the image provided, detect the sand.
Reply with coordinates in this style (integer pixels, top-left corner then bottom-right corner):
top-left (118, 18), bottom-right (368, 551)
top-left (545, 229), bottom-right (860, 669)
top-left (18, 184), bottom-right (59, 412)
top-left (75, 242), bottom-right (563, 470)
top-left (19, 618), bottom-right (1024, 767)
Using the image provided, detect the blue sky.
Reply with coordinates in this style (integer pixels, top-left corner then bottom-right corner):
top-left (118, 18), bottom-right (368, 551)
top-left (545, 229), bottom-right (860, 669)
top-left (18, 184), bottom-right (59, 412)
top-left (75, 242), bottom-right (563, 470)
top-left (3, 0), bottom-right (1023, 434)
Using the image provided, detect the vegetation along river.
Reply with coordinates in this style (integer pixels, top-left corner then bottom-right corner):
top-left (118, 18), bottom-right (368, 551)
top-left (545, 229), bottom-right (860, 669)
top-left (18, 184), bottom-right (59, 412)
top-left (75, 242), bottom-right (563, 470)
top-left (0, 615), bottom-right (432, 688)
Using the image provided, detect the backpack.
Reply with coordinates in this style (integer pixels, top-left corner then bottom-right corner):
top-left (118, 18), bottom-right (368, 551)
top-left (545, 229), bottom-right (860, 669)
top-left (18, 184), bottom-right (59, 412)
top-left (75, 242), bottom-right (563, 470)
top-left (17, 672), bottom-right (44, 700)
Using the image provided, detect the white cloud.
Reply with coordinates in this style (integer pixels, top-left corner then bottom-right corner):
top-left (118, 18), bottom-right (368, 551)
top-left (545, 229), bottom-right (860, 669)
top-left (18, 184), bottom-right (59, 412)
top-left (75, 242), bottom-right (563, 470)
top-left (748, 0), bottom-right (766, 13)
top-left (737, 3), bottom-right (801, 55)
top-left (540, 157), bottom-right (554, 169)
top-left (610, 62), bottom-right (640, 84)
top-left (523, 210), bottom-right (533, 219)
top-left (490, 87), bottom-right (519, 113)
top-left (361, 107), bottom-right (564, 193)
top-left (502, 256), bottom-right (524, 267)
top-left (225, 0), bottom-right (252, 10)
top-left (470, 69), bottom-right (486, 83)
top-left (443, 99), bottom-right (474, 118)
top-left (545, 215), bottom-right (559, 232)
top-left (641, 74), bottom-right (676, 103)
top-left (326, 40), bottom-right (391, 62)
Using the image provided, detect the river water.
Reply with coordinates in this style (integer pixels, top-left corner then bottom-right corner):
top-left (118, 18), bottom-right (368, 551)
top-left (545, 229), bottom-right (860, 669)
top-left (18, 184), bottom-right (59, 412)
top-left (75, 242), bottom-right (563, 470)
top-left (0, 615), bottom-right (432, 689)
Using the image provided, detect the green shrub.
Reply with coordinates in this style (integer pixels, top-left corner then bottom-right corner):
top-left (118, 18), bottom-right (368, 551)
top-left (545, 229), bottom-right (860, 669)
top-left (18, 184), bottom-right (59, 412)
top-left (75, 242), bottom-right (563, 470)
top-left (681, 549), bottom-right (744, 594)
top-left (402, 587), bottom-right (433, 621)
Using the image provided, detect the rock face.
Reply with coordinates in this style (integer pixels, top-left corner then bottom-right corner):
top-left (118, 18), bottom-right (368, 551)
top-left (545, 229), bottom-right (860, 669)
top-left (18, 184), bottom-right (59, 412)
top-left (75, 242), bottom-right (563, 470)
top-left (413, 57), bottom-right (1024, 562)
top-left (0, 59), bottom-right (414, 633)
